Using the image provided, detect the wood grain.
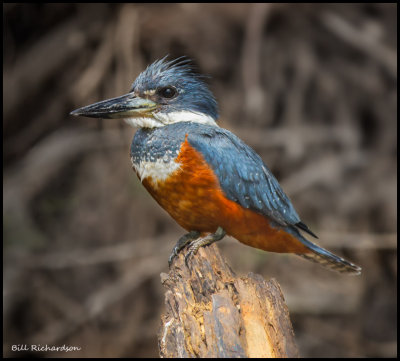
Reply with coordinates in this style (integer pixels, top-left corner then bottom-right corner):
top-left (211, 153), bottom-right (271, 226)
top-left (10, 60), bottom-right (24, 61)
top-left (158, 243), bottom-right (299, 358)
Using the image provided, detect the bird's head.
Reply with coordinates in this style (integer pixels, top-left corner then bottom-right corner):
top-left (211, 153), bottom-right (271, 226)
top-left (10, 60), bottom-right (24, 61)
top-left (70, 56), bottom-right (218, 128)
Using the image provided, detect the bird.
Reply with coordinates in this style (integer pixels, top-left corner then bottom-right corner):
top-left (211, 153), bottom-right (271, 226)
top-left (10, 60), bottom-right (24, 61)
top-left (71, 56), bottom-right (361, 275)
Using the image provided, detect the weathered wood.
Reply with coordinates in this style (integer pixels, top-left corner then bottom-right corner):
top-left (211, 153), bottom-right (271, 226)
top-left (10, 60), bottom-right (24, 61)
top-left (158, 243), bottom-right (299, 358)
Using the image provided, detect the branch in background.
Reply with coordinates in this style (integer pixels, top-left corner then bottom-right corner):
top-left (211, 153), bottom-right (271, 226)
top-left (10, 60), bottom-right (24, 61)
top-left (29, 251), bottom-right (167, 346)
top-left (321, 11), bottom-right (397, 78)
top-left (3, 7), bottom-right (108, 121)
top-left (241, 3), bottom-right (273, 120)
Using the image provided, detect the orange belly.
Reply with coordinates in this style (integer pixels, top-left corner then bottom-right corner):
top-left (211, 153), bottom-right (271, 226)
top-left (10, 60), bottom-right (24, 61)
top-left (139, 137), bottom-right (308, 254)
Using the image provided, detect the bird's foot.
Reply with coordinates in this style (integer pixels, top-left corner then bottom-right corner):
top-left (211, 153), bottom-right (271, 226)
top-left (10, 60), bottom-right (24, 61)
top-left (184, 227), bottom-right (226, 267)
top-left (168, 231), bottom-right (200, 267)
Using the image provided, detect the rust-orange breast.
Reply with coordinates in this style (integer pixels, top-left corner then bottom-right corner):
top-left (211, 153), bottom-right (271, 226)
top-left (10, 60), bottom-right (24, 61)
top-left (138, 136), bottom-right (308, 254)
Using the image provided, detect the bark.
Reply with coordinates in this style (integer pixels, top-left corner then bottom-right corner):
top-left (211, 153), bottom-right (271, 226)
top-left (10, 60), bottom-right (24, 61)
top-left (158, 243), bottom-right (299, 358)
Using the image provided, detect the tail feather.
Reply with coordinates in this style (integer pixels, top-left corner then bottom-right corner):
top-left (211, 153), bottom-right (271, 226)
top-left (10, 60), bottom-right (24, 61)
top-left (298, 251), bottom-right (361, 275)
top-left (286, 226), bottom-right (361, 275)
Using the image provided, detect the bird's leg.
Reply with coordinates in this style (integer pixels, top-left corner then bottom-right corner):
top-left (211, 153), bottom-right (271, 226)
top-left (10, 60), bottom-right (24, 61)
top-left (184, 227), bottom-right (226, 267)
top-left (168, 230), bottom-right (200, 267)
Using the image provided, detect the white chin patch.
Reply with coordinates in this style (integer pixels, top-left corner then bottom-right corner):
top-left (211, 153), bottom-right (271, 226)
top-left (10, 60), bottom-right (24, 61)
top-left (154, 110), bottom-right (218, 127)
top-left (123, 117), bottom-right (161, 128)
top-left (124, 111), bottom-right (218, 128)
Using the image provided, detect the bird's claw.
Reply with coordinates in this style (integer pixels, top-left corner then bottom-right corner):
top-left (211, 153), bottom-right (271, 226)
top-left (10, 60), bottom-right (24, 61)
top-left (184, 246), bottom-right (198, 268)
top-left (168, 230), bottom-right (201, 268)
top-left (169, 227), bottom-right (226, 268)
top-left (168, 247), bottom-right (179, 267)
top-left (183, 227), bottom-right (226, 268)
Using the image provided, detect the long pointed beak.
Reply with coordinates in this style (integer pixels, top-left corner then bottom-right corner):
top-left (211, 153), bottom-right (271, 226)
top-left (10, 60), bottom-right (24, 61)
top-left (70, 92), bottom-right (158, 119)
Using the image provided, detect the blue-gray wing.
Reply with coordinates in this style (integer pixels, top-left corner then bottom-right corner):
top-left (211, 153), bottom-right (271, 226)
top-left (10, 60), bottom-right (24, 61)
top-left (187, 126), bottom-right (301, 227)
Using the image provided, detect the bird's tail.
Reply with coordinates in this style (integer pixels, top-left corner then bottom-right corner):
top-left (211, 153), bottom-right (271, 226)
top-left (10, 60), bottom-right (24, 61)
top-left (298, 250), bottom-right (361, 275)
top-left (288, 227), bottom-right (362, 275)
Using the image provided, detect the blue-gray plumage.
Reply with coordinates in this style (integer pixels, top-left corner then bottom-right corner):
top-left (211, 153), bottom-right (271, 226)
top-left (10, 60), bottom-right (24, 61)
top-left (131, 125), bottom-right (182, 167)
top-left (185, 123), bottom-right (300, 226)
top-left (131, 57), bottom-right (218, 120)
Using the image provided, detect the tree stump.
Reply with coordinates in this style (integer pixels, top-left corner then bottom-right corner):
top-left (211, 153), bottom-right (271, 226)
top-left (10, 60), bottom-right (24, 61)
top-left (158, 243), bottom-right (299, 358)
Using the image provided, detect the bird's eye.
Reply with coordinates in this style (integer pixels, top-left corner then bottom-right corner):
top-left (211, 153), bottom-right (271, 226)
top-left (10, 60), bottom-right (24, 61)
top-left (157, 86), bottom-right (177, 99)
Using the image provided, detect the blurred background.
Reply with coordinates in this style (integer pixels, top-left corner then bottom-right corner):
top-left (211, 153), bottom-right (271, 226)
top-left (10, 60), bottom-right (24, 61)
top-left (3, 3), bottom-right (397, 358)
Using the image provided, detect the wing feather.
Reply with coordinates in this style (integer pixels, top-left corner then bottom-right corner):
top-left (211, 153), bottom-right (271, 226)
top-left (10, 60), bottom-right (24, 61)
top-left (188, 127), bottom-right (302, 227)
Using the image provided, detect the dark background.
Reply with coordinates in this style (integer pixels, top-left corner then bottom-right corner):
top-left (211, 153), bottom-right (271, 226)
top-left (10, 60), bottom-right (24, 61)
top-left (3, 3), bottom-right (397, 358)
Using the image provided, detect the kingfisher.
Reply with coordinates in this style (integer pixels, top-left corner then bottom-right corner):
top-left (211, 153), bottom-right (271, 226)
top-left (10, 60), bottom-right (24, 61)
top-left (71, 56), bottom-right (361, 275)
